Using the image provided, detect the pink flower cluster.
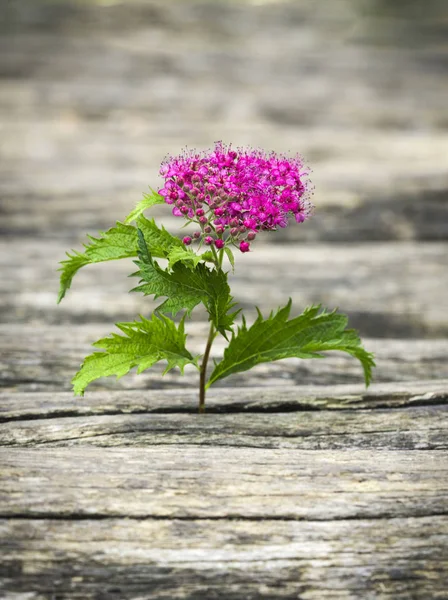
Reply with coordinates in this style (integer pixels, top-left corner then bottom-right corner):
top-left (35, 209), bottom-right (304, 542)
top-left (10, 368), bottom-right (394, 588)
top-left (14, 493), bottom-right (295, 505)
top-left (159, 142), bottom-right (312, 253)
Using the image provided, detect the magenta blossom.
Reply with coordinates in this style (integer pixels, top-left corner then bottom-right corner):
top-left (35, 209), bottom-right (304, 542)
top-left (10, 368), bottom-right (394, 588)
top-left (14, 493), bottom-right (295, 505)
top-left (159, 142), bottom-right (312, 252)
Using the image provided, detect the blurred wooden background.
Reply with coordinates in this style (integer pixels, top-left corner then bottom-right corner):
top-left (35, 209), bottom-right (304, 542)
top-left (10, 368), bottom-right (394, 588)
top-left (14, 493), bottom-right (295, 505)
top-left (1, 0), bottom-right (447, 597)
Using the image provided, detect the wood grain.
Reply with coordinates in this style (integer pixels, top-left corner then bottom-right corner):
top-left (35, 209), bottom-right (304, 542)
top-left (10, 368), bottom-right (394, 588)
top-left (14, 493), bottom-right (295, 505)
top-left (1, 516), bottom-right (447, 599)
top-left (1, 447), bottom-right (447, 520)
top-left (1, 238), bottom-right (447, 338)
top-left (1, 323), bottom-right (448, 392)
top-left (1, 380), bottom-right (447, 421)
top-left (1, 1), bottom-right (448, 596)
top-left (1, 405), bottom-right (447, 450)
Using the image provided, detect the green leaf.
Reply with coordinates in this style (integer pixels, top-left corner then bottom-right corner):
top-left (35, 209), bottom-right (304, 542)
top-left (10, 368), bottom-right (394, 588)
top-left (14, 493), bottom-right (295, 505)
top-left (207, 300), bottom-right (375, 388)
top-left (124, 189), bottom-right (165, 224)
top-left (167, 246), bottom-right (208, 269)
top-left (72, 314), bottom-right (198, 396)
top-left (206, 273), bottom-right (240, 337)
top-left (57, 216), bottom-right (184, 303)
top-left (134, 231), bottom-right (239, 333)
top-left (137, 215), bottom-right (183, 257)
top-left (57, 222), bottom-right (139, 303)
top-left (132, 231), bottom-right (204, 316)
top-left (224, 247), bottom-right (235, 271)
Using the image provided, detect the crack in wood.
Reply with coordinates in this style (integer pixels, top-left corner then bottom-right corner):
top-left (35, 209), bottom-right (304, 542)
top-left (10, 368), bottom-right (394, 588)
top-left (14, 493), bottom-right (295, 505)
top-left (2, 512), bottom-right (448, 522)
top-left (1, 392), bottom-right (446, 424)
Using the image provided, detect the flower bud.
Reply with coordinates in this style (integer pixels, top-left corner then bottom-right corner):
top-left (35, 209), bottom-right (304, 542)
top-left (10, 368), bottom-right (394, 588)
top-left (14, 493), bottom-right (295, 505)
top-left (176, 177), bottom-right (184, 187)
top-left (239, 225), bottom-right (246, 233)
top-left (247, 232), bottom-right (256, 241)
top-left (193, 231), bottom-right (201, 239)
top-left (240, 241), bottom-right (250, 253)
top-left (192, 174), bottom-right (200, 184)
top-left (214, 207), bottom-right (224, 217)
top-left (230, 227), bottom-right (239, 237)
top-left (180, 205), bottom-right (189, 214)
top-left (196, 208), bottom-right (205, 217)
top-left (215, 239), bottom-right (225, 249)
top-left (229, 218), bottom-right (238, 227)
top-left (204, 236), bottom-right (214, 245)
top-left (215, 225), bottom-right (224, 234)
top-left (204, 225), bottom-right (212, 233)
top-left (197, 193), bottom-right (205, 202)
top-left (199, 216), bottom-right (208, 225)
top-left (191, 187), bottom-right (199, 197)
top-left (176, 199), bottom-right (184, 208)
top-left (182, 236), bottom-right (192, 246)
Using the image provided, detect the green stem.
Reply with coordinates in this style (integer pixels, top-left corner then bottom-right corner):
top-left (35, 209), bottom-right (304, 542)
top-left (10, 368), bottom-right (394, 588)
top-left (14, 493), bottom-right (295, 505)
top-left (211, 244), bottom-right (219, 266)
top-left (198, 246), bottom-right (224, 412)
top-left (199, 322), bottom-right (216, 413)
top-left (218, 248), bottom-right (224, 268)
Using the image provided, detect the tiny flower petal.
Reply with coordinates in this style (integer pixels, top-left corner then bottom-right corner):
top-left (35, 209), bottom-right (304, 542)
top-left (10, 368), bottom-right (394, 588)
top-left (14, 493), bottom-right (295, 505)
top-left (158, 142), bottom-right (313, 254)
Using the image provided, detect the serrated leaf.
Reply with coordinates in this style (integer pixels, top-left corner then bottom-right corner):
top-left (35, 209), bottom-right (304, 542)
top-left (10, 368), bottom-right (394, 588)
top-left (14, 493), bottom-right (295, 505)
top-left (57, 217), bottom-right (183, 303)
top-left (206, 276), bottom-right (240, 337)
top-left (207, 300), bottom-right (375, 388)
top-left (57, 222), bottom-right (139, 303)
top-left (166, 247), bottom-right (215, 269)
top-left (134, 231), bottom-right (239, 333)
top-left (167, 246), bottom-right (207, 269)
top-left (124, 189), bottom-right (165, 224)
top-left (137, 215), bottom-right (183, 257)
top-left (72, 314), bottom-right (198, 396)
top-left (132, 232), bottom-right (204, 316)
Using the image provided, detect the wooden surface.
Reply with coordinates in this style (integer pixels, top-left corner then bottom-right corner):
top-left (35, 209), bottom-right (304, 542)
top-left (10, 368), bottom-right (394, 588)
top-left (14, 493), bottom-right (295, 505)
top-left (1, 384), bottom-right (448, 599)
top-left (1, 1), bottom-right (448, 598)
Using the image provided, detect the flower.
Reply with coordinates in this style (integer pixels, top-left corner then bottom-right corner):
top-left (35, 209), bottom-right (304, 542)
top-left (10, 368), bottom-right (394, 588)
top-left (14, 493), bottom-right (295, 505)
top-left (159, 142), bottom-right (312, 252)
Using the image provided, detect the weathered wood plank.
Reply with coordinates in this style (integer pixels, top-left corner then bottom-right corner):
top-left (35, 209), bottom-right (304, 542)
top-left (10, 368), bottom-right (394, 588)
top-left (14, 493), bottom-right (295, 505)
top-left (1, 380), bottom-right (447, 421)
top-left (1, 239), bottom-right (447, 337)
top-left (0, 380), bottom-right (448, 422)
top-left (1, 447), bottom-right (446, 520)
top-left (1, 405), bottom-right (446, 450)
top-left (1, 2), bottom-right (447, 597)
top-left (1, 516), bottom-right (447, 599)
top-left (1, 323), bottom-right (447, 391)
